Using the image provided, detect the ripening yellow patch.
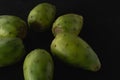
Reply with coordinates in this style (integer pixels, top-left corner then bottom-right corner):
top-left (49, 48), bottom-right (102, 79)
top-left (0, 27), bottom-right (9, 37)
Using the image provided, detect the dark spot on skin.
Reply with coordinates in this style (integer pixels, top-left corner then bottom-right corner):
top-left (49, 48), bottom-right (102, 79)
top-left (47, 75), bottom-right (51, 80)
top-left (85, 53), bottom-right (89, 59)
top-left (30, 70), bottom-right (33, 73)
top-left (65, 43), bottom-right (68, 47)
top-left (63, 34), bottom-right (66, 36)
top-left (6, 21), bottom-right (10, 24)
top-left (9, 32), bottom-right (12, 34)
top-left (86, 46), bottom-right (90, 49)
top-left (35, 59), bottom-right (40, 63)
top-left (30, 16), bottom-right (33, 18)
top-left (76, 43), bottom-right (79, 47)
top-left (73, 28), bottom-right (76, 31)
top-left (24, 66), bottom-right (27, 70)
top-left (64, 21), bottom-right (67, 24)
top-left (54, 44), bottom-right (56, 47)
top-left (39, 18), bottom-right (42, 21)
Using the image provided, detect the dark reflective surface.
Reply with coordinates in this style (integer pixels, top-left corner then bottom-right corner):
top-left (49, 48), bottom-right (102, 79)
top-left (0, 0), bottom-right (119, 80)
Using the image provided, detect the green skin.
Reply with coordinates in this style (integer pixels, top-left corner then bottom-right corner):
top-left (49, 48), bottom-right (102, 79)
top-left (0, 15), bottom-right (27, 39)
top-left (52, 13), bottom-right (83, 36)
top-left (28, 3), bottom-right (56, 32)
top-left (0, 38), bottom-right (25, 67)
top-left (23, 49), bottom-right (54, 80)
top-left (51, 33), bottom-right (101, 71)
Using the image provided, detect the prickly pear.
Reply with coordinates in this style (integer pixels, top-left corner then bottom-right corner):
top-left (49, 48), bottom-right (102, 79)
top-left (0, 15), bottom-right (27, 39)
top-left (28, 3), bottom-right (56, 32)
top-left (0, 38), bottom-right (25, 67)
top-left (50, 33), bottom-right (101, 71)
top-left (52, 13), bottom-right (83, 36)
top-left (23, 49), bottom-right (54, 80)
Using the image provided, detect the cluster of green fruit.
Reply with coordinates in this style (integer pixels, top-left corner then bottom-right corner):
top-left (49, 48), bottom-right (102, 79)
top-left (0, 2), bottom-right (101, 80)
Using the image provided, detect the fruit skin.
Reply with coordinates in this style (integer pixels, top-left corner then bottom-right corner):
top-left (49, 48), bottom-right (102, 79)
top-left (0, 38), bottom-right (25, 67)
top-left (50, 33), bottom-right (101, 71)
top-left (28, 3), bottom-right (56, 32)
top-left (0, 15), bottom-right (27, 39)
top-left (52, 13), bottom-right (83, 36)
top-left (23, 49), bottom-right (54, 80)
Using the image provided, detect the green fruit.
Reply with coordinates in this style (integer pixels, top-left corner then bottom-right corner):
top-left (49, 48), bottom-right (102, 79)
top-left (23, 49), bottom-right (54, 80)
top-left (52, 13), bottom-right (83, 36)
top-left (50, 33), bottom-right (101, 71)
top-left (28, 3), bottom-right (56, 32)
top-left (0, 15), bottom-right (27, 39)
top-left (0, 38), bottom-right (25, 67)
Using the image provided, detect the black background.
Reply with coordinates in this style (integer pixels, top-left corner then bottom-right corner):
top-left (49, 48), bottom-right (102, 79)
top-left (0, 0), bottom-right (119, 80)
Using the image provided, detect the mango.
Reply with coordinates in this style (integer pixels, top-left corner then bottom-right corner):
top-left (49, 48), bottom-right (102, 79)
top-left (23, 49), bottom-right (54, 80)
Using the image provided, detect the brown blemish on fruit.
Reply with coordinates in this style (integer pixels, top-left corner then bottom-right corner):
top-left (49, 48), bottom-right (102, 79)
top-left (54, 27), bottom-right (62, 34)
top-left (92, 64), bottom-right (101, 72)
top-left (30, 21), bottom-right (44, 32)
top-left (18, 25), bottom-right (27, 39)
